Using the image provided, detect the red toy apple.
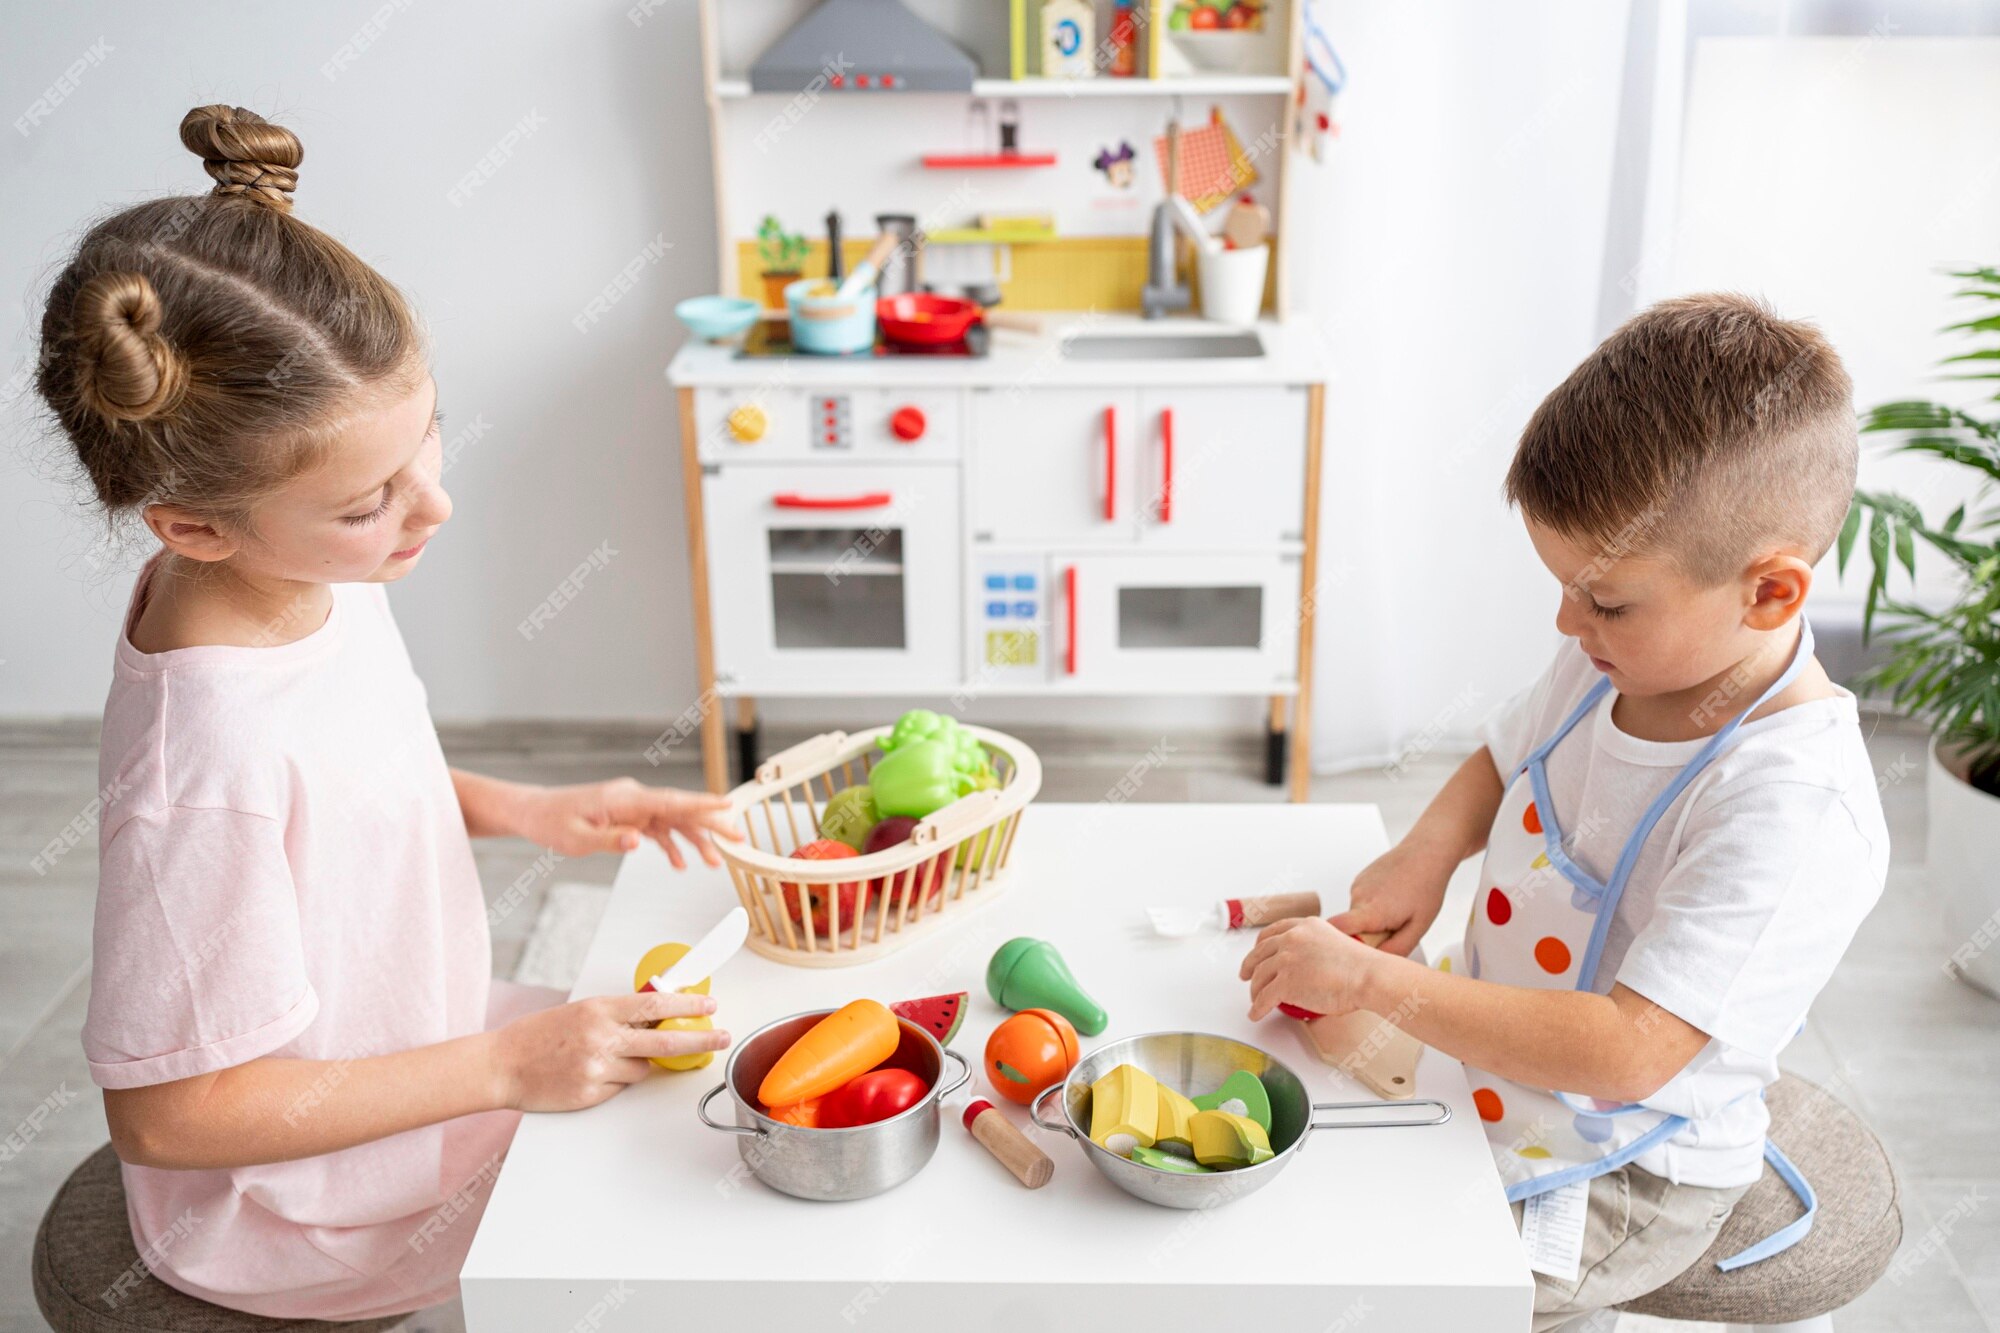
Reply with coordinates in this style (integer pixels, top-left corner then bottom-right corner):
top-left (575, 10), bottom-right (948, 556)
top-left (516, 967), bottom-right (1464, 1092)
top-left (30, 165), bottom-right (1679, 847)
top-left (780, 838), bottom-right (862, 937)
top-left (863, 816), bottom-right (953, 908)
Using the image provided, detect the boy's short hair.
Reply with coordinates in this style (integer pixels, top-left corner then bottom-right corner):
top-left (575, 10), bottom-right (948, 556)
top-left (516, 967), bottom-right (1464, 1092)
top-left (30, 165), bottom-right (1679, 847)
top-left (1505, 293), bottom-right (1856, 586)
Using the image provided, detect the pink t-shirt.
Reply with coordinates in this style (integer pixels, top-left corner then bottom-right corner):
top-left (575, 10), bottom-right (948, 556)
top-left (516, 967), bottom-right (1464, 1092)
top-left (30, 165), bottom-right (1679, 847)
top-left (83, 564), bottom-right (551, 1321)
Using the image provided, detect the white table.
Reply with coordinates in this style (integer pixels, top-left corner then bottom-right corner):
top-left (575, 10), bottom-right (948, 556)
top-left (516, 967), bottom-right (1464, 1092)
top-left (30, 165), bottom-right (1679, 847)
top-left (462, 804), bottom-right (1533, 1331)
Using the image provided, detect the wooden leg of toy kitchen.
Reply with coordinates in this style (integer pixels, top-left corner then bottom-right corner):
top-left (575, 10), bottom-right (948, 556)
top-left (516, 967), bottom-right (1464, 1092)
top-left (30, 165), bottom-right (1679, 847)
top-left (677, 386), bottom-right (728, 795)
top-left (733, 696), bottom-right (759, 785)
top-left (964, 1100), bottom-right (1054, 1189)
top-left (1289, 384), bottom-right (1325, 805)
top-left (1265, 695), bottom-right (1288, 787)
top-left (1301, 1009), bottom-right (1424, 1100)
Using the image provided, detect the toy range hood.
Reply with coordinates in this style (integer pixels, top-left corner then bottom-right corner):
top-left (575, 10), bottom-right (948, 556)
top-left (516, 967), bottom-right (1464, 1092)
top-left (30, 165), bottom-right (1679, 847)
top-left (750, 0), bottom-right (978, 93)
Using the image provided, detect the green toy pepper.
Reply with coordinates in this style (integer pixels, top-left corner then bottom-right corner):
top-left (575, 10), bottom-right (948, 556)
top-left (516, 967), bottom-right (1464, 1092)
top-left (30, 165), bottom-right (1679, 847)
top-left (880, 709), bottom-right (992, 781)
top-left (869, 740), bottom-right (976, 819)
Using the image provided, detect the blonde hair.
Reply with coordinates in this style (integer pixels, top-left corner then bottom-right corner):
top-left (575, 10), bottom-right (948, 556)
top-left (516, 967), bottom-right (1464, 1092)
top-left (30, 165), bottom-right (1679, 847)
top-left (35, 105), bottom-right (425, 527)
top-left (1506, 293), bottom-right (1857, 585)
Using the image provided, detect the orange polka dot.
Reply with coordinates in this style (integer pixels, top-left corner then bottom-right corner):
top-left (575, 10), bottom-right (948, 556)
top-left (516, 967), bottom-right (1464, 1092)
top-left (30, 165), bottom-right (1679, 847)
top-left (1473, 1088), bottom-right (1505, 1122)
top-left (1523, 802), bottom-right (1542, 835)
top-left (1534, 936), bottom-right (1572, 974)
top-left (1485, 888), bottom-right (1512, 926)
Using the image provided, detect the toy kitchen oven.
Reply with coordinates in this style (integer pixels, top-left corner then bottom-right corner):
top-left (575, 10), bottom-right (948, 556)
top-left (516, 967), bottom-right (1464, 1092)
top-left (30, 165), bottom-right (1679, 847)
top-left (685, 375), bottom-right (1313, 785)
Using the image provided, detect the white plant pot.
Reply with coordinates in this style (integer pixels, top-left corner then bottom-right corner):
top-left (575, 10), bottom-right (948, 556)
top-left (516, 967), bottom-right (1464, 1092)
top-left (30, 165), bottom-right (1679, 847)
top-left (1929, 739), bottom-right (2000, 999)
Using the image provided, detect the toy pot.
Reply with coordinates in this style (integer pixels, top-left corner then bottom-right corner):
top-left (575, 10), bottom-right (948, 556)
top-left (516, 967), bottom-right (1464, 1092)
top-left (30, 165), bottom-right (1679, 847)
top-left (696, 1009), bottom-right (971, 1201)
top-left (785, 277), bottom-right (877, 355)
top-left (1029, 1031), bottom-right (1450, 1210)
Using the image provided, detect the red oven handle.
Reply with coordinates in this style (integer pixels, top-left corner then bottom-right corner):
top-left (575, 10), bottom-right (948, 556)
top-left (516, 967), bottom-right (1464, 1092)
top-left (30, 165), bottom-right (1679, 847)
top-left (1159, 407), bottom-right (1174, 523)
top-left (1064, 564), bottom-right (1078, 676)
top-left (1102, 406), bottom-right (1117, 523)
top-left (771, 491), bottom-right (893, 510)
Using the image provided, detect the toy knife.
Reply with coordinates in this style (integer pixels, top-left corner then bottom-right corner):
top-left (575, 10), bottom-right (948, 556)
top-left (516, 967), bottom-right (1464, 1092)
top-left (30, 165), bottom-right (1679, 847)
top-left (1278, 930), bottom-right (1393, 1022)
top-left (648, 906), bottom-right (748, 993)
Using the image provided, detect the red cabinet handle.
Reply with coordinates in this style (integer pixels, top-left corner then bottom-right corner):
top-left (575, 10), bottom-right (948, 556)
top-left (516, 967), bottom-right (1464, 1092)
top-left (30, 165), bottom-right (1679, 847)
top-left (1102, 406), bottom-right (1117, 522)
top-left (1159, 407), bottom-right (1174, 523)
top-left (772, 492), bottom-right (892, 510)
top-left (1064, 565), bottom-right (1078, 676)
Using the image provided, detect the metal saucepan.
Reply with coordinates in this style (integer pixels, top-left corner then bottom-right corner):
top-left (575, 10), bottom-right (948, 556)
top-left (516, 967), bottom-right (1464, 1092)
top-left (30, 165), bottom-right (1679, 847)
top-left (1030, 1030), bottom-right (1450, 1209)
top-left (697, 1009), bottom-right (972, 1202)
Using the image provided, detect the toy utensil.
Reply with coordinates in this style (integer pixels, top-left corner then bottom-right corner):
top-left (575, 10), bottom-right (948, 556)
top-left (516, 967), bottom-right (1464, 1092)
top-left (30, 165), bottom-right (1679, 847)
top-left (1222, 194), bottom-right (1271, 249)
top-left (964, 1099), bottom-right (1054, 1188)
top-left (1147, 889), bottom-right (1320, 938)
top-left (1166, 194), bottom-right (1221, 256)
top-left (833, 232), bottom-right (901, 301)
top-left (648, 906), bottom-right (748, 993)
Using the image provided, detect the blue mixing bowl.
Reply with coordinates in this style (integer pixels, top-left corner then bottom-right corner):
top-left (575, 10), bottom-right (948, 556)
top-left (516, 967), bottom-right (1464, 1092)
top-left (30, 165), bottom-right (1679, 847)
top-left (675, 295), bottom-right (762, 343)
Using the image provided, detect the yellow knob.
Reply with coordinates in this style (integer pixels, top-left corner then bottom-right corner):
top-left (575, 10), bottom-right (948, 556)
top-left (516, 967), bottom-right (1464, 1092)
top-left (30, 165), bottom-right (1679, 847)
top-left (728, 403), bottom-right (767, 443)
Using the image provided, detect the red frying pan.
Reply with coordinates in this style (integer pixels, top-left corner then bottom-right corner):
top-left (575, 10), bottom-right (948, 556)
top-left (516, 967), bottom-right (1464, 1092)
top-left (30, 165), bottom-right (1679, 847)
top-left (876, 292), bottom-right (982, 346)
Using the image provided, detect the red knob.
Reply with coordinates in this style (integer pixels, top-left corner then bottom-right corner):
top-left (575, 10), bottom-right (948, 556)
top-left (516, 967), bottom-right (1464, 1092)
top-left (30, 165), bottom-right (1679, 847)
top-left (890, 406), bottom-right (926, 442)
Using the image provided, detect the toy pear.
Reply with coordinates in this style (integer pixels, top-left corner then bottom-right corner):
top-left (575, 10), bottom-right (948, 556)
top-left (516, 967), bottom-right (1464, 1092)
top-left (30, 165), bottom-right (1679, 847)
top-left (986, 937), bottom-right (1109, 1036)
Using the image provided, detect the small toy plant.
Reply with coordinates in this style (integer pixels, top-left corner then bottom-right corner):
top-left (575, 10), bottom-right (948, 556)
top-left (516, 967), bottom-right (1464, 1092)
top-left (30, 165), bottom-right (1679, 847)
top-left (756, 214), bottom-right (809, 312)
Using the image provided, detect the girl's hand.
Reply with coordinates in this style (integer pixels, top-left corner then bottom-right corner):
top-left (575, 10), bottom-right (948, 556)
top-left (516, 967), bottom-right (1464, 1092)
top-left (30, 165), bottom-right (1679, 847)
top-left (490, 991), bottom-right (729, 1113)
top-left (1325, 840), bottom-right (1455, 957)
top-left (1239, 917), bottom-right (1383, 1021)
top-left (515, 779), bottom-right (741, 867)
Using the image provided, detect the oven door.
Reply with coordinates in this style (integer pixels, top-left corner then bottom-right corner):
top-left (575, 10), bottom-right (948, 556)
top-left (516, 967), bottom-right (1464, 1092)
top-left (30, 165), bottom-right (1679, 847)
top-left (1060, 553), bottom-right (1300, 691)
top-left (705, 464), bottom-right (961, 691)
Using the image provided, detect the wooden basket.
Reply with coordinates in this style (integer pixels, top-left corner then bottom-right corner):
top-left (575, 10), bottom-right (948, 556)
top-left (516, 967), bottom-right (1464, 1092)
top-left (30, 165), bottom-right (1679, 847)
top-left (718, 725), bottom-right (1042, 967)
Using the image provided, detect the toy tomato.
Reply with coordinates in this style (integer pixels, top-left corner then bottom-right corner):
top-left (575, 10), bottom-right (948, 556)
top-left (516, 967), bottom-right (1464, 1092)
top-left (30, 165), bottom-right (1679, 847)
top-left (818, 1068), bottom-right (929, 1128)
top-left (984, 1007), bottom-right (1079, 1105)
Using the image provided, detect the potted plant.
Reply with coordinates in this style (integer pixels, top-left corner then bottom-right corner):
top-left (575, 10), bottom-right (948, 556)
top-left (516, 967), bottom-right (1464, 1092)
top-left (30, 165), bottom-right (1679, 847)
top-left (1841, 265), bottom-right (2000, 998)
top-left (755, 214), bottom-right (808, 315)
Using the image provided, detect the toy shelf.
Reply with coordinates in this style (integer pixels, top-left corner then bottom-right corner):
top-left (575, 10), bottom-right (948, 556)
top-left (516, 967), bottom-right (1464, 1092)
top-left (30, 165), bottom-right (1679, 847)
top-left (710, 75), bottom-right (1293, 100)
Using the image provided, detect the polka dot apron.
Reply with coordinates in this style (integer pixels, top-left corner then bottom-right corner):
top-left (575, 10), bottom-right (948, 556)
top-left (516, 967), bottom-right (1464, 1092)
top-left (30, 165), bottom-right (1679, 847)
top-left (1438, 622), bottom-right (1819, 1271)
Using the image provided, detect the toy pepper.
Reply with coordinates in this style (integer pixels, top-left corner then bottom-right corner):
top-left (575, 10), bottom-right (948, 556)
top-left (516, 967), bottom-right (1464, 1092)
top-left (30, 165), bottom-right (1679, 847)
top-left (879, 709), bottom-right (993, 782)
top-left (868, 739), bottom-right (976, 819)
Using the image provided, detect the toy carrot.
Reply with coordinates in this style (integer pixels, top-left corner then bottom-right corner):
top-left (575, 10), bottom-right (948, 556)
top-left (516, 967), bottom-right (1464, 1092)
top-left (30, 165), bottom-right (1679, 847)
top-left (758, 999), bottom-right (900, 1107)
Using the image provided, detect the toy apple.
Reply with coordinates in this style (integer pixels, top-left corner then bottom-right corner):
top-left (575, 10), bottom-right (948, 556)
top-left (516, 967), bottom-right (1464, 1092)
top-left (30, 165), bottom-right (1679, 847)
top-left (984, 1008), bottom-right (1079, 1105)
top-left (779, 838), bottom-right (863, 936)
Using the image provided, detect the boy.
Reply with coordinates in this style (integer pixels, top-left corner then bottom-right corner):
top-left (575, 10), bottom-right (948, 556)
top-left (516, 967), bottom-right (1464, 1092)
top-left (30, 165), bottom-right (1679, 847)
top-left (1240, 294), bottom-right (1888, 1330)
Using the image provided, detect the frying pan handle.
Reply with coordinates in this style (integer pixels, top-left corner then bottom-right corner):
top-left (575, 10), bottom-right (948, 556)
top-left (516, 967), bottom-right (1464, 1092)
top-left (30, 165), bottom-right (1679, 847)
top-left (1029, 1082), bottom-right (1077, 1138)
top-left (1307, 1098), bottom-right (1452, 1131)
top-left (937, 1048), bottom-right (973, 1100)
top-left (697, 1082), bottom-right (766, 1138)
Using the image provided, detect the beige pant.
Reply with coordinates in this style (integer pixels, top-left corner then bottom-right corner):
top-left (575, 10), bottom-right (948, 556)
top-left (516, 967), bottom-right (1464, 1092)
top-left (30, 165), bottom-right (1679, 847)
top-left (1511, 1166), bottom-right (1751, 1333)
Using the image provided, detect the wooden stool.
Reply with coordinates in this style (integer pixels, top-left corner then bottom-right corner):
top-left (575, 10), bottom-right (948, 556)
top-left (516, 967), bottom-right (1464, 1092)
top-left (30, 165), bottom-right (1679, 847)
top-left (33, 1144), bottom-right (409, 1333)
top-left (1619, 1075), bottom-right (1903, 1332)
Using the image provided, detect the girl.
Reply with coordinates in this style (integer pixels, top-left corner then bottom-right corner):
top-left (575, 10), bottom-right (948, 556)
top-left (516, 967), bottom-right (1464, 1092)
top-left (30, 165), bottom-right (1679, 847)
top-left (37, 105), bottom-right (736, 1321)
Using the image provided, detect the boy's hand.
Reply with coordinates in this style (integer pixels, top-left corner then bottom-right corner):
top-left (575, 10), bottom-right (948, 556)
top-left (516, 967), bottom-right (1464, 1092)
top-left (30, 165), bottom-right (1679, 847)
top-left (1326, 841), bottom-right (1454, 957)
top-left (514, 779), bottom-right (742, 867)
top-left (1239, 917), bottom-right (1384, 1021)
top-left (490, 991), bottom-right (729, 1113)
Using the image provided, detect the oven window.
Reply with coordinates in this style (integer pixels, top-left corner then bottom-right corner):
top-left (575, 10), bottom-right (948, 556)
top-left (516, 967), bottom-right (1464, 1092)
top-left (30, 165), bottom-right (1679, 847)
top-left (1117, 585), bottom-right (1262, 649)
top-left (768, 528), bottom-right (906, 650)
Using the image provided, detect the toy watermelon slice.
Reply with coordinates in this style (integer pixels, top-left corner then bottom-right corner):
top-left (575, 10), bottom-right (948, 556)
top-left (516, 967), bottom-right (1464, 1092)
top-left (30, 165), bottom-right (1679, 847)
top-left (891, 992), bottom-right (966, 1044)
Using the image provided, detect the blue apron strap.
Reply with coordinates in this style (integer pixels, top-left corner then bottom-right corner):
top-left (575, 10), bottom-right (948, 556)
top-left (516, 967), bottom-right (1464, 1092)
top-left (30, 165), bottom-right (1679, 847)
top-left (1528, 758), bottom-right (1607, 898)
top-left (1715, 1137), bottom-right (1817, 1271)
top-left (1509, 675), bottom-right (1613, 786)
top-left (1503, 1113), bottom-right (1690, 1203)
top-left (1575, 619), bottom-right (1817, 989)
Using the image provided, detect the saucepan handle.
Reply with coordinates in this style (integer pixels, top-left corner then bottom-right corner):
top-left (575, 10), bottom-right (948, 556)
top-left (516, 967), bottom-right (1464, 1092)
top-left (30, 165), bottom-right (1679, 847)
top-left (696, 1082), bottom-right (766, 1137)
top-left (1029, 1081), bottom-right (1078, 1138)
top-left (1308, 1098), bottom-right (1452, 1131)
top-left (937, 1048), bottom-right (973, 1100)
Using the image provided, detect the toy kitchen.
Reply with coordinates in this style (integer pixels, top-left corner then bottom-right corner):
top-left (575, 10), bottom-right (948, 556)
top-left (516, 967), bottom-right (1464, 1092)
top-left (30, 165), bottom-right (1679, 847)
top-left (669, 0), bottom-right (1345, 801)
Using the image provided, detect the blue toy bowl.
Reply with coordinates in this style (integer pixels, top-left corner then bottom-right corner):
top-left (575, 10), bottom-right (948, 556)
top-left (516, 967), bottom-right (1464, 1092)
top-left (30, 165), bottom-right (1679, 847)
top-left (675, 295), bottom-right (762, 343)
top-left (785, 278), bottom-right (877, 355)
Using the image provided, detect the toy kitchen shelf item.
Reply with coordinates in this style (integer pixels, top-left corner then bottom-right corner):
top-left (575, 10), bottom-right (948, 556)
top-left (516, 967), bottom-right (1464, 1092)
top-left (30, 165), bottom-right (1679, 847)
top-left (678, 0), bottom-right (1327, 799)
top-left (716, 724), bottom-right (1041, 966)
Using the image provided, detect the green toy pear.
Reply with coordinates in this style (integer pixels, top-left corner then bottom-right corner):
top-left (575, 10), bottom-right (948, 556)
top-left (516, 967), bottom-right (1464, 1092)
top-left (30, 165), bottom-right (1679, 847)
top-left (986, 937), bottom-right (1109, 1036)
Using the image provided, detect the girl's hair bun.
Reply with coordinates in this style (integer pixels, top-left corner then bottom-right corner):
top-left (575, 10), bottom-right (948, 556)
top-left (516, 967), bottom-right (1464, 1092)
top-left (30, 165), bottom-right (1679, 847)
top-left (72, 271), bottom-right (185, 423)
top-left (179, 104), bottom-right (302, 212)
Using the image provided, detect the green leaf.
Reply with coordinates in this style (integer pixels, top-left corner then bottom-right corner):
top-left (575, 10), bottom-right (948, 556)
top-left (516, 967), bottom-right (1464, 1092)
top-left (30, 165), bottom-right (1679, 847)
top-left (1836, 502), bottom-right (1862, 573)
top-left (1945, 504), bottom-right (1967, 534)
top-left (1896, 521), bottom-right (1917, 578)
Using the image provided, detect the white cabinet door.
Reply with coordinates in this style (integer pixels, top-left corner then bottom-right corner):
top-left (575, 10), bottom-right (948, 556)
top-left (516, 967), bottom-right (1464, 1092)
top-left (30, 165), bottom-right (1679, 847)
top-left (1134, 387), bottom-right (1308, 548)
top-left (704, 464), bottom-right (960, 690)
top-left (970, 387), bottom-right (1140, 546)
top-left (1059, 552), bottom-right (1300, 691)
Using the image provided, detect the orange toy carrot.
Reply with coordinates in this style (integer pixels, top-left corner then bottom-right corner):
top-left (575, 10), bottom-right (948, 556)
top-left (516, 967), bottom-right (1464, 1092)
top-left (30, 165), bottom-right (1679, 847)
top-left (758, 999), bottom-right (900, 1107)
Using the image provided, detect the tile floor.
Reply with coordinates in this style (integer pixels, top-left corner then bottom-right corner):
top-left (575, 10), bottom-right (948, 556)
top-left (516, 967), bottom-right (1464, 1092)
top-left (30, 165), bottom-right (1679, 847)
top-left (1, 715), bottom-right (1992, 1332)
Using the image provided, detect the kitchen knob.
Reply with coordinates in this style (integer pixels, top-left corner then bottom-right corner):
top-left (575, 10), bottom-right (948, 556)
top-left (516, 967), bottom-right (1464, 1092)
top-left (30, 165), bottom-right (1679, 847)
top-left (727, 403), bottom-right (767, 443)
top-left (890, 406), bottom-right (926, 442)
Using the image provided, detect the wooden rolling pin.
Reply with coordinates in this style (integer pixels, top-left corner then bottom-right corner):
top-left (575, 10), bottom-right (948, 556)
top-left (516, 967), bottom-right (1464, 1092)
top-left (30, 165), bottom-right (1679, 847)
top-left (963, 1100), bottom-right (1053, 1188)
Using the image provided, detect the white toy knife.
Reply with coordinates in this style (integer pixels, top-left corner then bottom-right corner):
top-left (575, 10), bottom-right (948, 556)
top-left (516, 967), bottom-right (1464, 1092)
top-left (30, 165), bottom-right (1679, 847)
top-left (647, 906), bottom-right (748, 993)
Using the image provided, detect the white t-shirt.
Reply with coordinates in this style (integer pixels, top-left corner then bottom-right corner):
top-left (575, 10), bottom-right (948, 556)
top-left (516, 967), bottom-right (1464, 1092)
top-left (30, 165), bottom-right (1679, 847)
top-left (1478, 640), bottom-right (1888, 1187)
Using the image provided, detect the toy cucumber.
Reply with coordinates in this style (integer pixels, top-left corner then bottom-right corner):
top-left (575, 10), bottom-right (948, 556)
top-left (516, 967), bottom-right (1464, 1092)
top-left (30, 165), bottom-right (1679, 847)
top-left (758, 999), bottom-right (899, 1108)
top-left (1130, 1145), bottom-right (1215, 1174)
